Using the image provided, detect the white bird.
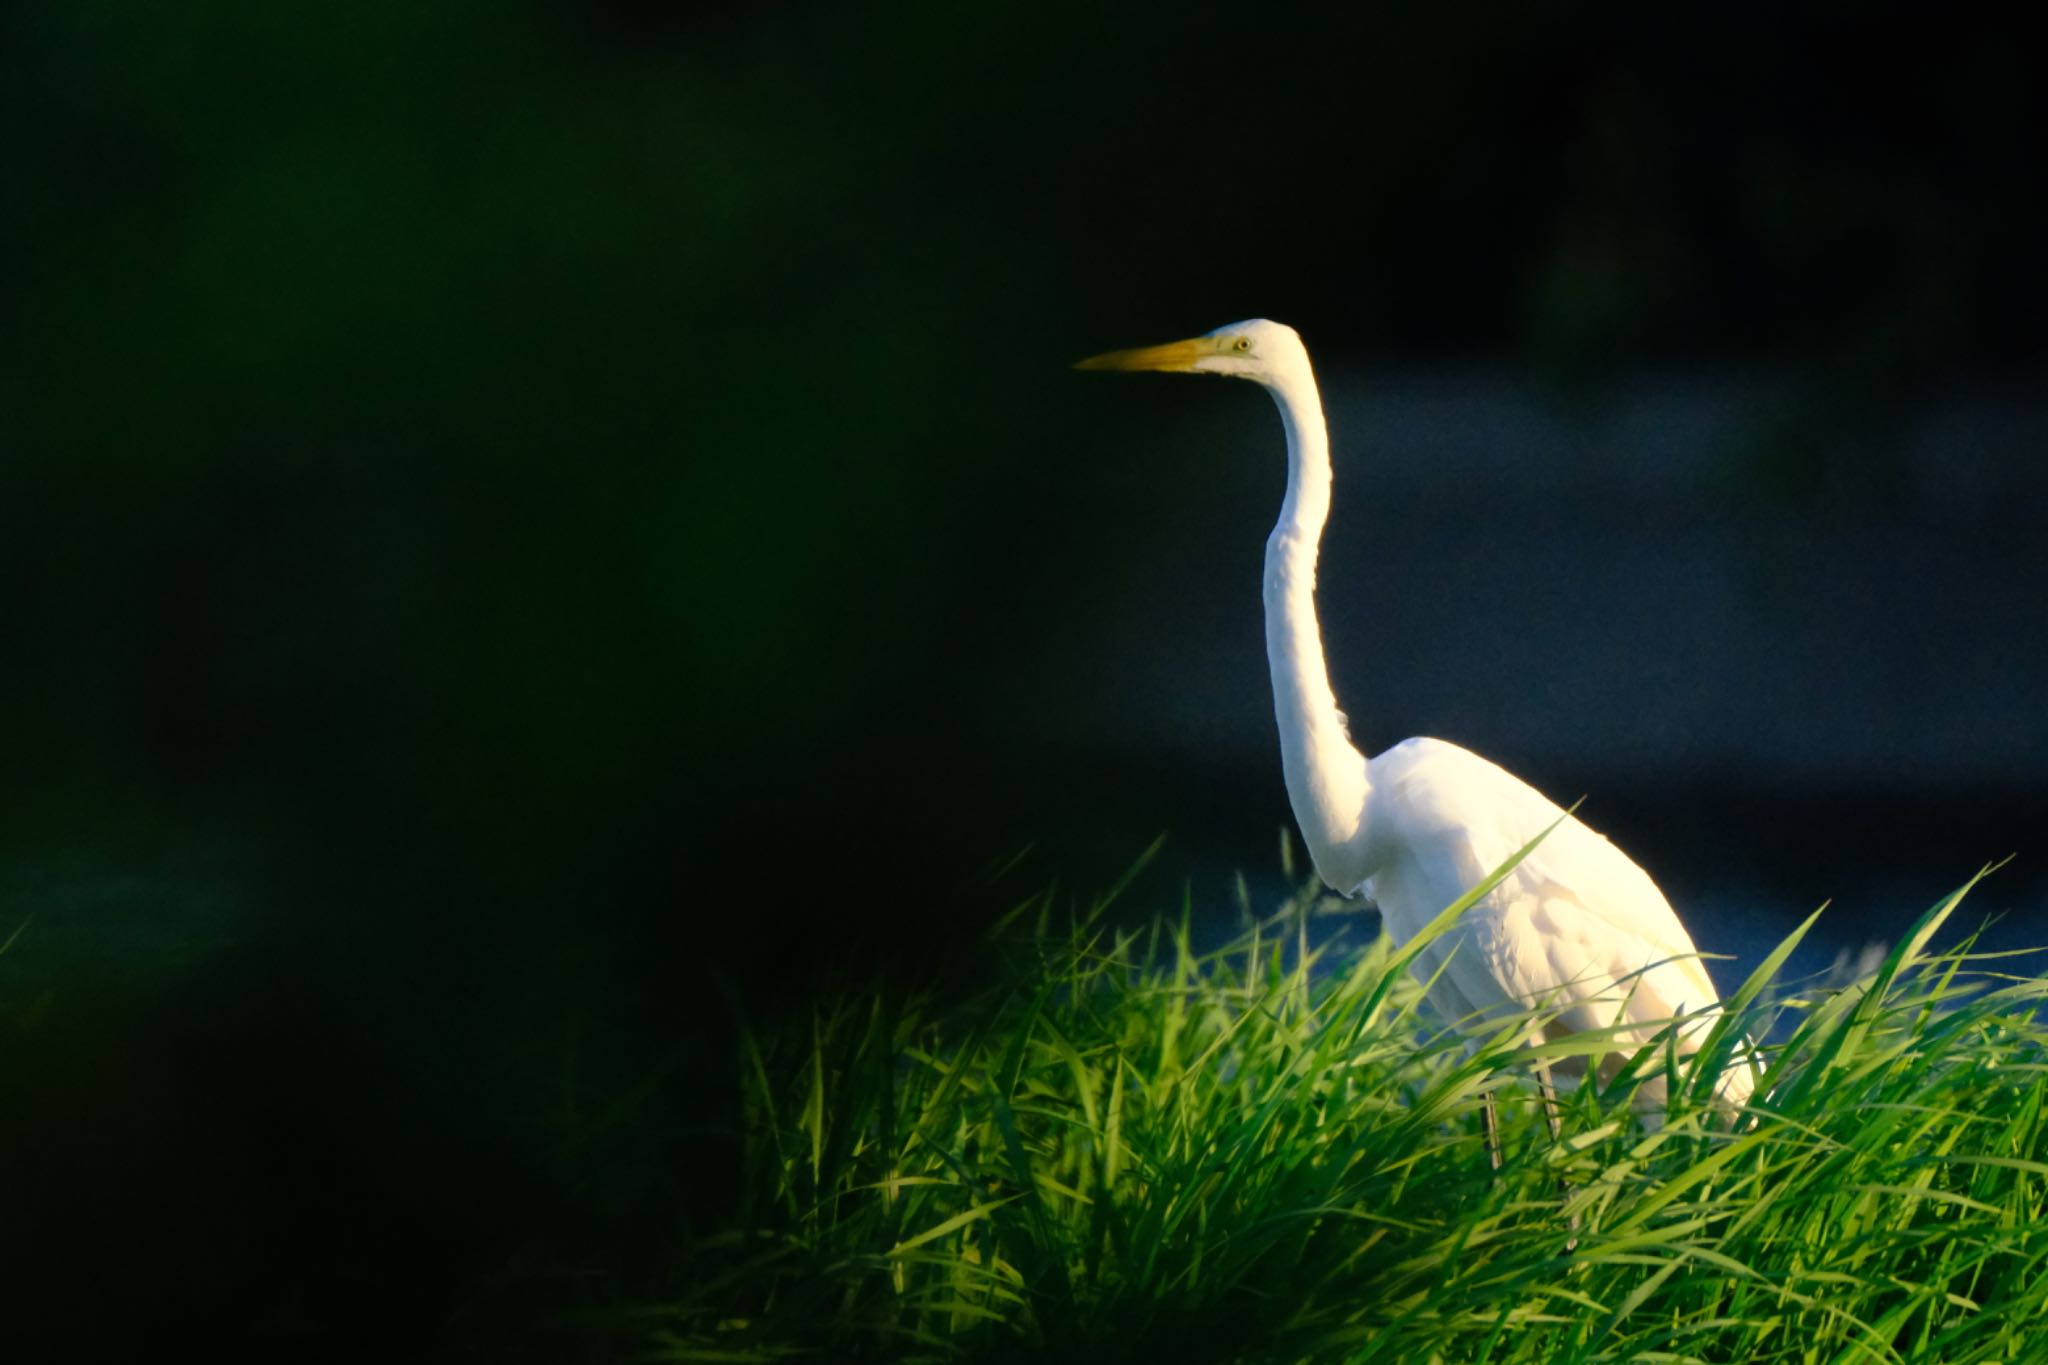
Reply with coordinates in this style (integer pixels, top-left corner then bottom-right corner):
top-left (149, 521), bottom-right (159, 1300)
top-left (1077, 320), bottom-right (1754, 1142)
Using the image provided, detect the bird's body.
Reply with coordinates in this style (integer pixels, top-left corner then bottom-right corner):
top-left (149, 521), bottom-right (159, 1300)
top-left (1079, 319), bottom-right (1751, 1109)
top-left (1358, 736), bottom-right (1732, 1091)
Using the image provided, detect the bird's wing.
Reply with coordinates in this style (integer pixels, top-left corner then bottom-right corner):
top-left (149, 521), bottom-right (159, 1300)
top-left (1367, 737), bottom-right (1726, 1021)
top-left (1518, 836), bottom-right (1724, 1014)
top-left (1511, 877), bottom-right (1723, 1036)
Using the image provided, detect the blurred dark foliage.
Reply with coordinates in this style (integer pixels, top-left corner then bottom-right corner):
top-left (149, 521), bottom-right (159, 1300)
top-left (0, 1), bottom-right (2041, 1357)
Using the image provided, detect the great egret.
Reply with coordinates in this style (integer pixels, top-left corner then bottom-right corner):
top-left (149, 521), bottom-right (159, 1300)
top-left (1077, 320), bottom-right (1755, 1142)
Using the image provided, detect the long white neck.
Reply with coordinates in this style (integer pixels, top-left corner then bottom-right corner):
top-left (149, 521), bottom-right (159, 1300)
top-left (1262, 363), bottom-right (1375, 892)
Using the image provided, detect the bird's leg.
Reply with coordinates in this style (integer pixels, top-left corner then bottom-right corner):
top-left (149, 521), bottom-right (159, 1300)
top-left (1481, 1088), bottom-right (1502, 1174)
top-left (1537, 1066), bottom-right (1563, 1145)
top-left (1536, 1063), bottom-right (1579, 1250)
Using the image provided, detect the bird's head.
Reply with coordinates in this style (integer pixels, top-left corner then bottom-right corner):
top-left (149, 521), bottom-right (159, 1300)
top-left (1074, 318), bottom-right (1307, 386)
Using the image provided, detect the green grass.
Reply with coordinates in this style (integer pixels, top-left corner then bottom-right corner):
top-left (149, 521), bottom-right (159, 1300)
top-left (643, 856), bottom-right (2048, 1364)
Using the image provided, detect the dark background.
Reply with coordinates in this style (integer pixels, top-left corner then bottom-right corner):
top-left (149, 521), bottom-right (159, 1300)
top-left (3, 2), bottom-right (2043, 1357)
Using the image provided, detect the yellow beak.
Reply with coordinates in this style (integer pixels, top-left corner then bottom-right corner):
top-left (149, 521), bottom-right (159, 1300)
top-left (1073, 335), bottom-right (1211, 373)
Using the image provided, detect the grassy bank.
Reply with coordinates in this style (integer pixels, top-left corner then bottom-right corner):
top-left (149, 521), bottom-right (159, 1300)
top-left (643, 862), bottom-right (2047, 1363)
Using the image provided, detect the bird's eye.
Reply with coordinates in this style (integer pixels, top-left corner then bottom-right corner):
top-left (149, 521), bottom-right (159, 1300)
top-left (1233, 337), bottom-right (1253, 353)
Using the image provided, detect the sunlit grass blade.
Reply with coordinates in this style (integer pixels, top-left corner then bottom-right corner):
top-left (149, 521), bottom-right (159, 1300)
top-left (642, 866), bottom-right (2048, 1364)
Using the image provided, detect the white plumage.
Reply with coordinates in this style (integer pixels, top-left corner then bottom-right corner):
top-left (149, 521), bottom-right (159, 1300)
top-left (1364, 736), bottom-right (1746, 1103)
top-left (1080, 319), bottom-right (1751, 1111)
